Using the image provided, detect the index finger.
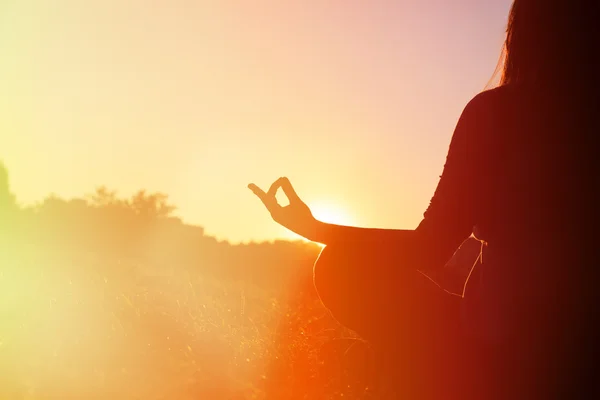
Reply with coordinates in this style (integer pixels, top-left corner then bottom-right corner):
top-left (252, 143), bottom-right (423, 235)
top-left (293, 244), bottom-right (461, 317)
top-left (248, 183), bottom-right (279, 212)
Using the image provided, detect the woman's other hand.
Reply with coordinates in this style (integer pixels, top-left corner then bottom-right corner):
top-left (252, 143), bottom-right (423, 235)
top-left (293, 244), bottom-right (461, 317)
top-left (248, 177), bottom-right (317, 240)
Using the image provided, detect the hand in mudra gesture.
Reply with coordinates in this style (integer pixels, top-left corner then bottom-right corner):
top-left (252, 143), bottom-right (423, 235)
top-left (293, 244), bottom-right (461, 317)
top-left (248, 177), bottom-right (317, 240)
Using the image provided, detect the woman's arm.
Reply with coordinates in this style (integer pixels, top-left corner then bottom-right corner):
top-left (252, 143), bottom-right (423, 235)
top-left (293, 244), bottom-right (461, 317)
top-left (306, 221), bottom-right (413, 246)
top-left (310, 91), bottom-right (493, 271)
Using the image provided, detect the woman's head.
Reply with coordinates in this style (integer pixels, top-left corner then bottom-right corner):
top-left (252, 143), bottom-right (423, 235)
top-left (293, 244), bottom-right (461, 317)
top-left (497, 0), bottom-right (598, 87)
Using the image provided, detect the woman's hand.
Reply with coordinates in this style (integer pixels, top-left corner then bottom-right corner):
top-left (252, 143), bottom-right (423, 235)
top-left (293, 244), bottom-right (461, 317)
top-left (248, 177), bottom-right (318, 240)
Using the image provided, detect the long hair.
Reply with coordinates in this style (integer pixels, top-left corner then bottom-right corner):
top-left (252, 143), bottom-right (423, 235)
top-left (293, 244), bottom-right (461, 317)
top-left (490, 0), bottom-right (598, 88)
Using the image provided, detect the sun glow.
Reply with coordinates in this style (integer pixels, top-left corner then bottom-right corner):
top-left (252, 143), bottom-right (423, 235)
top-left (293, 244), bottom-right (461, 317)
top-left (280, 201), bottom-right (356, 244)
top-left (310, 202), bottom-right (355, 227)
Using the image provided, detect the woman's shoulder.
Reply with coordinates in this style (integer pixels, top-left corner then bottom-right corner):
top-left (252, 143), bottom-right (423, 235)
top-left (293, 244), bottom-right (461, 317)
top-left (459, 85), bottom-right (517, 129)
top-left (467, 85), bottom-right (515, 112)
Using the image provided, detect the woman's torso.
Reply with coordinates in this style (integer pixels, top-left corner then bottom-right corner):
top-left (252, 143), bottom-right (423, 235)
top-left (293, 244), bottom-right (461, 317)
top-left (464, 83), bottom-right (598, 344)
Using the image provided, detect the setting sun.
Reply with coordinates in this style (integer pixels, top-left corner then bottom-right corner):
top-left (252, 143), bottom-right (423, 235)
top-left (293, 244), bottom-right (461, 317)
top-left (280, 200), bottom-right (356, 243)
top-left (310, 201), bottom-right (355, 227)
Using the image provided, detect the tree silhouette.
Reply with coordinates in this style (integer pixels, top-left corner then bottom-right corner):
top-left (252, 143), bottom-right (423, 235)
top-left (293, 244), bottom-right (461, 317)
top-left (87, 186), bottom-right (121, 207)
top-left (130, 189), bottom-right (176, 219)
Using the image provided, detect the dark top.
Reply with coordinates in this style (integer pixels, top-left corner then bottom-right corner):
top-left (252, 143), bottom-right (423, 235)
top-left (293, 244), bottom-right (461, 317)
top-left (417, 83), bottom-right (597, 343)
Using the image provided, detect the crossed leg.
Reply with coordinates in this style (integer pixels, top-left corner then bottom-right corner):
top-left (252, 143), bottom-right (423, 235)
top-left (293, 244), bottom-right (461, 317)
top-left (313, 243), bottom-right (469, 398)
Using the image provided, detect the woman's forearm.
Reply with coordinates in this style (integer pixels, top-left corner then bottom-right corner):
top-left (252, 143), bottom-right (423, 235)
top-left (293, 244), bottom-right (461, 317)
top-left (308, 220), bottom-right (461, 272)
top-left (308, 219), bottom-right (415, 246)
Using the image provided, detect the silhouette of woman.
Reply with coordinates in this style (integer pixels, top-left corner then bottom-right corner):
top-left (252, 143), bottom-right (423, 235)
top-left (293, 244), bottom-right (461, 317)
top-left (250, 1), bottom-right (598, 398)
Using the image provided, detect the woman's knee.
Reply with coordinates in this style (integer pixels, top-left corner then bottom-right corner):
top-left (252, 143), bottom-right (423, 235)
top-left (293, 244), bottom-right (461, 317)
top-left (312, 245), bottom-right (345, 301)
top-left (313, 245), bottom-right (373, 316)
top-left (313, 245), bottom-right (401, 342)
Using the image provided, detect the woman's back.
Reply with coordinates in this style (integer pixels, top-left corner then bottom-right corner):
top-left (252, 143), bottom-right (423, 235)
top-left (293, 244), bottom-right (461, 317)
top-left (467, 82), bottom-right (598, 365)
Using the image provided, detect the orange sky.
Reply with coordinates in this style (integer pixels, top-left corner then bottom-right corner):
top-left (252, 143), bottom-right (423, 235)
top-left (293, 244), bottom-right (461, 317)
top-left (0, 0), bottom-right (512, 243)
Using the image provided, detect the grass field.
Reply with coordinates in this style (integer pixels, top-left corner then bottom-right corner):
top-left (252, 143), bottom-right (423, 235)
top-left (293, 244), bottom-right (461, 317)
top-left (0, 236), bottom-right (376, 399)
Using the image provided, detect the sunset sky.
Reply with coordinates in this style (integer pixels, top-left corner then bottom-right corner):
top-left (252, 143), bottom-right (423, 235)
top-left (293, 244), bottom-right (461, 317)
top-left (1, 0), bottom-right (512, 243)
